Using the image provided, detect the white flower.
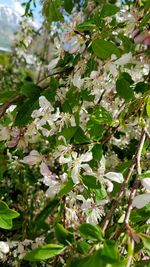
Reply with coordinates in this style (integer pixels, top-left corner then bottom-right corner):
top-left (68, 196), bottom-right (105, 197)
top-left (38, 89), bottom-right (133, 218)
top-left (71, 151), bottom-right (93, 184)
top-left (73, 72), bottom-right (84, 89)
top-left (77, 195), bottom-right (107, 225)
top-left (104, 172), bottom-right (124, 183)
top-left (87, 207), bottom-right (104, 225)
top-left (141, 178), bottom-right (150, 191)
top-left (22, 150), bottom-right (42, 166)
top-left (0, 241), bottom-right (9, 254)
top-left (48, 57), bottom-right (60, 71)
top-left (40, 162), bottom-right (60, 198)
top-left (40, 162), bottom-right (57, 186)
top-left (132, 194), bottom-right (150, 209)
top-left (114, 52), bottom-right (132, 66)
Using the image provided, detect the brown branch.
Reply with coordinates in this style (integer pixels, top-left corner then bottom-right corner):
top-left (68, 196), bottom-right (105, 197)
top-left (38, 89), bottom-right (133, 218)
top-left (0, 67), bottom-right (74, 120)
top-left (102, 129), bottom-right (146, 233)
top-left (0, 95), bottom-right (25, 119)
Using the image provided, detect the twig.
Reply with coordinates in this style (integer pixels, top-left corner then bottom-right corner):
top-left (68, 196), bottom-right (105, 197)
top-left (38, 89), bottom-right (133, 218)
top-left (0, 95), bottom-right (25, 119)
top-left (102, 129), bottom-right (146, 232)
top-left (0, 67), bottom-right (74, 119)
top-left (136, 130), bottom-right (146, 175)
top-left (144, 127), bottom-right (150, 140)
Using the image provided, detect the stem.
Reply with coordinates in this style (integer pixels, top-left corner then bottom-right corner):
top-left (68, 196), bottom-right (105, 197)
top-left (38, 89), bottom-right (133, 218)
top-left (126, 237), bottom-right (134, 267)
top-left (102, 129), bottom-right (146, 232)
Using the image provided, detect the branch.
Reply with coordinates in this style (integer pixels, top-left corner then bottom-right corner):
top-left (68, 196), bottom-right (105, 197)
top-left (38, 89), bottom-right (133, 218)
top-left (0, 95), bottom-right (25, 119)
top-left (136, 130), bottom-right (146, 175)
top-left (102, 129), bottom-right (146, 232)
top-left (0, 67), bottom-right (74, 120)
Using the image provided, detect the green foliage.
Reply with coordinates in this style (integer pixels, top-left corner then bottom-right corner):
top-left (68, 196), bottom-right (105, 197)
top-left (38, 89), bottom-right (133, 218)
top-left (92, 39), bottom-right (120, 60)
top-left (55, 223), bottom-right (74, 245)
top-left (24, 244), bottom-right (65, 261)
top-left (78, 223), bottom-right (103, 241)
top-left (0, 201), bottom-right (19, 230)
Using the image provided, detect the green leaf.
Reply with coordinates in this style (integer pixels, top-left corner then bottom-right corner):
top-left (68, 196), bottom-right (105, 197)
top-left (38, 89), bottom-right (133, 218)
top-left (82, 175), bottom-right (101, 189)
top-left (92, 144), bottom-right (103, 161)
top-left (134, 82), bottom-right (148, 93)
top-left (77, 240), bottom-right (91, 254)
top-left (58, 127), bottom-right (78, 143)
top-left (73, 127), bottom-right (89, 144)
top-left (14, 98), bottom-right (39, 126)
top-left (42, 77), bottom-right (58, 103)
top-left (42, 0), bottom-right (63, 23)
top-left (78, 223), bottom-right (103, 241)
top-left (0, 201), bottom-right (19, 230)
top-left (33, 199), bottom-right (59, 232)
top-left (100, 4), bottom-right (120, 17)
top-left (58, 179), bottom-right (74, 197)
top-left (119, 34), bottom-right (135, 53)
top-left (146, 97), bottom-right (150, 117)
top-left (140, 13), bottom-right (150, 27)
top-left (92, 39), bottom-right (120, 60)
top-left (90, 106), bottom-right (113, 125)
top-left (87, 120), bottom-right (104, 141)
top-left (55, 223), bottom-right (74, 245)
top-left (141, 236), bottom-right (150, 256)
top-left (24, 244), bottom-right (65, 261)
top-left (116, 78), bottom-right (134, 101)
top-left (76, 20), bottom-right (96, 32)
top-left (64, 0), bottom-right (73, 14)
top-left (21, 82), bottom-right (41, 99)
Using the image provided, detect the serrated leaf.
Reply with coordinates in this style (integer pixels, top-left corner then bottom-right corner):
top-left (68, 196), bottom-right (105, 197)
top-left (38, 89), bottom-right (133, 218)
top-left (21, 82), bottom-right (41, 99)
top-left (92, 39), bottom-right (120, 60)
top-left (24, 244), bottom-right (65, 261)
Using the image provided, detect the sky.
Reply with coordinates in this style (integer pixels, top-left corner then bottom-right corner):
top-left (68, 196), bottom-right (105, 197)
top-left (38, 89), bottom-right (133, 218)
top-left (0, 0), bottom-right (42, 22)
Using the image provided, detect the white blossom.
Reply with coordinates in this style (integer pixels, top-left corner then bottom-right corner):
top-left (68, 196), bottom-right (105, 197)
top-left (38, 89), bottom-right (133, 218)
top-left (141, 178), bottom-right (150, 191)
top-left (0, 242), bottom-right (9, 254)
top-left (22, 150), bottom-right (42, 166)
top-left (132, 194), bottom-right (150, 209)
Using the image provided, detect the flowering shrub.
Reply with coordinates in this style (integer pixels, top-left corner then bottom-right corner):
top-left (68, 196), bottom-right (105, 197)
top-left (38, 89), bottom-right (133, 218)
top-left (0, 0), bottom-right (150, 266)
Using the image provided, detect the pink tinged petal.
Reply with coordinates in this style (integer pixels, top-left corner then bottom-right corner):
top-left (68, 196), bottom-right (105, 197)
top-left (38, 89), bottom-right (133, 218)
top-left (23, 150), bottom-right (41, 165)
top-left (80, 152), bottom-right (93, 162)
top-left (105, 172), bottom-right (124, 183)
top-left (40, 162), bottom-right (52, 178)
top-left (132, 194), bottom-right (150, 209)
top-left (131, 28), bottom-right (140, 39)
top-left (141, 178), bottom-right (150, 191)
top-left (134, 32), bottom-right (147, 44)
top-left (144, 36), bottom-right (150, 46)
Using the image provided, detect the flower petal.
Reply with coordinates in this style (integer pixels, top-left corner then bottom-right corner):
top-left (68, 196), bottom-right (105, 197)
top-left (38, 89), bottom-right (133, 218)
top-left (141, 178), bottom-right (150, 191)
top-left (105, 172), bottom-right (124, 183)
top-left (132, 194), bottom-right (150, 209)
